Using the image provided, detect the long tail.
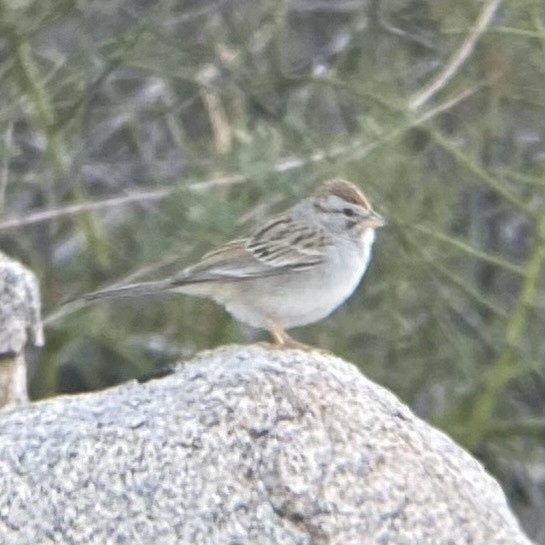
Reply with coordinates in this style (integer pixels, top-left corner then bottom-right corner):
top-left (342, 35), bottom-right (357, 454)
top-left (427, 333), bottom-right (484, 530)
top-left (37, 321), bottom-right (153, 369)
top-left (83, 280), bottom-right (172, 302)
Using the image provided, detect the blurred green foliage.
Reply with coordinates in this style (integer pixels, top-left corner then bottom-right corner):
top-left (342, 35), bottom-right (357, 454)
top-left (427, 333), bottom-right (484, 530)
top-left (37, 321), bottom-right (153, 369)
top-left (0, 0), bottom-right (543, 541)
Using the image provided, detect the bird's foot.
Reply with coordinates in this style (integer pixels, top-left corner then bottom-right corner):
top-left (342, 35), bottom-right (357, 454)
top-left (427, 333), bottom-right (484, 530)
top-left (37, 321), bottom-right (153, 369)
top-left (264, 320), bottom-right (320, 351)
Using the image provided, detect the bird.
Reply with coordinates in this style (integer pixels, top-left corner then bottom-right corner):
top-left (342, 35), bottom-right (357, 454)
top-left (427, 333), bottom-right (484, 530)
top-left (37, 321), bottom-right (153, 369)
top-left (84, 179), bottom-right (385, 346)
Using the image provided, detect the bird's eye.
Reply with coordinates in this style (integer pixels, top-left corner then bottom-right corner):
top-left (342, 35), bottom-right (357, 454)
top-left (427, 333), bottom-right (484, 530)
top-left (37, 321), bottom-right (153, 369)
top-left (343, 208), bottom-right (355, 217)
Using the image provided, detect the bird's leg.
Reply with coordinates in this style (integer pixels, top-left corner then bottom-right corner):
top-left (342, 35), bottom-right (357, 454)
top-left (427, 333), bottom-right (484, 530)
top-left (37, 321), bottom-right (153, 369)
top-left (267, 319), bottom-right (289, 345)
top-left (265, 320), bottom-right (316, 350)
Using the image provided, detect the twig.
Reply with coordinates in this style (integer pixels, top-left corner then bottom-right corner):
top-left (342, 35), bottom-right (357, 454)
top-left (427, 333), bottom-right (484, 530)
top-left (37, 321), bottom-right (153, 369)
top-left (463, 211), bottom-right (545, 449)
top-left (196, 63), bottom-right (233, 155)
top-left (8, 24), bottom-right (68, 175)
top-left (0, 83), bottom-right (482, 232)
top-left (346, 81), bottom-right (487, 164)
top-left (429, 128), bottom-right (532, 214)
top-left (412, 224), bottom-right (526, 276)
top-left (0, 122), bottom-right (13, 214)
top-left (469, 417), bottom-right (545, 440)
top-left (0, 175), bottom-right (246, 231)
top-left (409, 0), bottom-right (502, 111)
top-left (407, 236), bottom-right (508, 318)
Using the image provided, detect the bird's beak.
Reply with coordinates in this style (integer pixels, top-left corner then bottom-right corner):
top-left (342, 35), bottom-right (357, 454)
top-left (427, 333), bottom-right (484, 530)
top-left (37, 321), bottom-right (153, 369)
top-left (368, 210), bottom-right (386, 228)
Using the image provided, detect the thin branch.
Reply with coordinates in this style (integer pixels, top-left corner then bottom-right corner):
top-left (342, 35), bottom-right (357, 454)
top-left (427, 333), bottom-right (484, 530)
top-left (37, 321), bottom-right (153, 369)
top-left (0, 122), bottom-right (13, 214)
top-left (401, 228), bottom-right (508, 318)
top-left (0, 83), bottom-right (482, 232)
top-left (412, 224), bottom-right (526, 276)
top-left (7, 23), bottom-right (68, 175)
top-left (419, 250), bottom-right (508, 319)
top-left (409, 0), bottom-right (502, 111)
top-left (484, 417), bottom-right (545, 439)
top-left (463, 211), bottom-right (545, 449)
top-left (430, 128), bottom-right (532, 214)
top-left (0, 175), bottom-right (245, 231)
top-left (346, 81), bottom-right (487, 164)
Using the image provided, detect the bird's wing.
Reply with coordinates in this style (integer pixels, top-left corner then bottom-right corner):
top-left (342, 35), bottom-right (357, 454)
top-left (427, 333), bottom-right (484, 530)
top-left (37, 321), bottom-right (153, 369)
top-left (246, 215), bottom-right (328, 270)
top-left (170, 216), bottom-right (328, 286)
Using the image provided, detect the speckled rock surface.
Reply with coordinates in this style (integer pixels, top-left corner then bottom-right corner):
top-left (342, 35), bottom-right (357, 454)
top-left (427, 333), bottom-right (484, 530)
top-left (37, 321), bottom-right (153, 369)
top-left (0, 252), bottom-right (43, 355)
top-left (0, 345), bottom-right (533, 545)
top-left (0, 252), bottom-right (44, 406)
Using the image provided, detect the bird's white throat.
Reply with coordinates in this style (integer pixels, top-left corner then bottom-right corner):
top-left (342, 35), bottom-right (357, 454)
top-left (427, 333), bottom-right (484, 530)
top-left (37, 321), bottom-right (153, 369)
top-left (360, 228), bottom-right (376, 269)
